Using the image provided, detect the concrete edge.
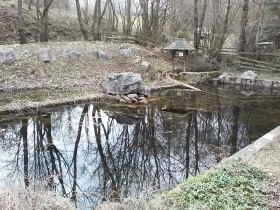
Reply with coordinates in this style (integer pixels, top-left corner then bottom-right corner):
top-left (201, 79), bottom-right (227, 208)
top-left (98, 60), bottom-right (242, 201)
top-left (225, 125), bottom-right (280, 162)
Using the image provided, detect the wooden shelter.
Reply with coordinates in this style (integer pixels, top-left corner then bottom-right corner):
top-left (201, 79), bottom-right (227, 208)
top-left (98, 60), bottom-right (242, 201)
top-left (164, 38), bottom-right (196, 71)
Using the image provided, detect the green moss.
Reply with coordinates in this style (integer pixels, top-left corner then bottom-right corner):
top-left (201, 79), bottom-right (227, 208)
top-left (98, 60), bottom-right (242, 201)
top-left (165, 162), bottom-right (270, 210)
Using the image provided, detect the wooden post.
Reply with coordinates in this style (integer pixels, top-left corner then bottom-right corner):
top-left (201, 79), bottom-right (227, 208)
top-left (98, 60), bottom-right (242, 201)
top-left (171, 50), bottom-right (176, 71)
top-left (183, 50), bottom-right (188, 71)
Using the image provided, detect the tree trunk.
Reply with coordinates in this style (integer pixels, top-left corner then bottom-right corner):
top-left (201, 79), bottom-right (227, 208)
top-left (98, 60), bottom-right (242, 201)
top-left (40, 0), bottom-right (53, 42)
top-left (75, 0), bottom-right (89, 40)
top-left (18, 0), bottom-right (27, 44)
top-left (92, 0), bottom-right (108, 40)
top-left (193, 0), bottom-right (199, 49)
top-left (71, 105), bottom-right (88, 202)
top-left (199, 0), bottom-right (207, 50)
top-left (64, 0), bottom-right (70, 11)
top-left (82, 0), bottom-right (90, 24)
top-left (209, 0), bottom-right (232, 61)
top-left (170, 0), bottom-right (176, 37)
top-left (125, 0), bottom-right (132, 36)
top-left (28, 0), bottom-right (32, 10)
top-left (230, 106), bottom-right (240, 155)
top-left (220, 0), bottom-right (231, 48)
top-left (151, 0), bottom-right (160, 40)
top-left (140, 0), bottom-right (149, 37)
top-left (22, 119), bottom-right (29, 188)
top-left (239, 0), bottom-right (250, 52)
top-left (92, 0), bottom-right (101, 40)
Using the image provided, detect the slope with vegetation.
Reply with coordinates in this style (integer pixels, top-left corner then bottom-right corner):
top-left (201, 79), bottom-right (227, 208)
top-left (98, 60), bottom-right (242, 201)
top-left (97, 161), bottom-right (280, 210)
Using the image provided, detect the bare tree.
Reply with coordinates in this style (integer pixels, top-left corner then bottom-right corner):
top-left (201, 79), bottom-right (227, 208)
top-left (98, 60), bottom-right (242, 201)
top-left (28, 0), bottom-right (33, 10)
top-left (75, 0), bottom-right (89, 40)
top-left (21, 119), bottom-right (29, 187)
top-left (92, 0), bottom-right (108, 40)
top-left (125, 0), bottom-right (132, 35)
top-left (39, 0), bottom-right (54, 42)
top-left (64, 0), bottom-right (70, 11)
top-left (139, 0), bottom-right (149, 37)
top-left (239, 0), bottom-right (250, 52)
top-left (208, 0), bottom-right (239, 61)
top-left (193, 0), bottom-right (199, 49)
top-left (18, 0), bottom-right (27, 44)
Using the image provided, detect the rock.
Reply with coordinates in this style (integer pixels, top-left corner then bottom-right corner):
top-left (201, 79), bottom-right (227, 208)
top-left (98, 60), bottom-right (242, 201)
top-left (92, 49), bottom-right (108, 60)
top-left (102, 72), bottom-right (142, 95)
top-left (38, 49), bottom-right (54, 62)
top-left (121, 95), bottom-right (132, 104)
top-left (138, 86), bottom-right (151, 97)
top-left (262, 80), bottom-right (272, 88)
top-left (225, 77), bottom-right (230, 83)
top-left (131, 98), bottom-right (138, 103)
top-left (64, 49), bottom-right (81, 59)
top-left (139, 99), bottom-right (148, 104)
top-left (241, 71), bottom-right (257, 79)
top-left (139, 60), bottom-right (151, 71)
top-left (119, 47), bottom-right (133, 58)
top-left (116, 95), bottom-right (124, 102)
top-left (241, 90), bottom-right (255, 96)
top-left (138, 96), bottom-right (146, 101)
top-left (218, 74), bottom-right (226, 80)
top-left (127, 94), bottom-right (138, 99)
top-left (0, 49), bottom-right (17, 65)
top-left (236, 78), bottom-right (241, 84)
top-left (133, 56), bottom-right (142, 64)
top-left (272, 81), bottom-right (280, 88)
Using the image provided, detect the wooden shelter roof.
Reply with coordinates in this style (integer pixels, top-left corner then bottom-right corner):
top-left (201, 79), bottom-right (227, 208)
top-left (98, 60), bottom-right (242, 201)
top-left (164, 38), bottom-right (196, 51)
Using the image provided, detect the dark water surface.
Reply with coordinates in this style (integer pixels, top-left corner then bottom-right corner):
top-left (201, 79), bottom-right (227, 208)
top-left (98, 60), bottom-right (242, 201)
top-left (0, 85), bottom-right (280, 209)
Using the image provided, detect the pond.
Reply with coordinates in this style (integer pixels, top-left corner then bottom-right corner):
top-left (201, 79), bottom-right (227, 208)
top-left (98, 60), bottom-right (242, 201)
top-left (0, 85), bottom-right (280, 209)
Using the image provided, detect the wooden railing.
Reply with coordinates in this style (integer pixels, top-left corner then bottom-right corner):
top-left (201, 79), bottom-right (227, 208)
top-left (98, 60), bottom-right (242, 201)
top-left (105, 34), bottom-right (159, 47)
top-left (236, 56), bottom-right (280, 73)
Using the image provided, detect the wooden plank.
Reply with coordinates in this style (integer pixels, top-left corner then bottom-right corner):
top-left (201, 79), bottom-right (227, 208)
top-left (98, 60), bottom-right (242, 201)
top-left (106, 36), bottom-right (135, 43)
top-left (168, 78), bottom-right (202, 91)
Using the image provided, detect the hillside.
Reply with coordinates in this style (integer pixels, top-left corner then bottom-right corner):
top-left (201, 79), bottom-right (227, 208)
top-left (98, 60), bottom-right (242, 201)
top-left (0, 0), bottom-right (84, 44)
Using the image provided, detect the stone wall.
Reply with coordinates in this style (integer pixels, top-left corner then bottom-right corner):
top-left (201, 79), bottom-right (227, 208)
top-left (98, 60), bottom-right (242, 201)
top-left (169, 71), bottom-right (220, 83)
top-left (219, 76), bottom-right (280, 90)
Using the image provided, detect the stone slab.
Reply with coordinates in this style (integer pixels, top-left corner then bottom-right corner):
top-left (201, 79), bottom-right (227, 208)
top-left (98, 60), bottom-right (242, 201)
top-left (225, 126), bottom-right (280, 162)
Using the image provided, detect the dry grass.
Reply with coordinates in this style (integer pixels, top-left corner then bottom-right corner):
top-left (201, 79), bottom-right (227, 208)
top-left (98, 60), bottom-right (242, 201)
top-left (0, 187), bottom-right (75, 210)
top-left (96, 191), bottom-right (168, 210)
top-left (0, 41), bottom-right (171, 93)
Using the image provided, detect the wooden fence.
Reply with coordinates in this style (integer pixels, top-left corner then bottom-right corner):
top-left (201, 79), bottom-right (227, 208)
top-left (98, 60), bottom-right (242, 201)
top-left (221, 48), bottom-right (280, 73)
top-left (236, 56), bottom-right (280, 73)
top-left (105, 35), bottom-right (159, 48)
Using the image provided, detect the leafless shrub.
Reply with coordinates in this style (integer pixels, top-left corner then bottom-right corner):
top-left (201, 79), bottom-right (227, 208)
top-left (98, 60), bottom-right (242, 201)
top-left (0, 187), bottom-right (75, 210)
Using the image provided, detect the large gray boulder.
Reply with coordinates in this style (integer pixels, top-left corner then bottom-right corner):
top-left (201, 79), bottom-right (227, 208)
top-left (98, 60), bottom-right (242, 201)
top-left (103, 72), bottom-right (150, 96)
top-left (0, 49), bottom-right (17, 65)
top-left (241, 71), bottom-right (257, 79)
top-left (38, 49), bottom-right (55, 62)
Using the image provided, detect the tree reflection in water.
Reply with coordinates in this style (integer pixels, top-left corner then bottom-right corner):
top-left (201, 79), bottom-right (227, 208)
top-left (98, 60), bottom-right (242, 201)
top-left (0, 88), bottom-right (280, 209)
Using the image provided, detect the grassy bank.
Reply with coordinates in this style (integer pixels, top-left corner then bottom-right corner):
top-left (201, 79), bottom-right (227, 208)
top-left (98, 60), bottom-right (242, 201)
top-left (97, 161), bottom-right (276, 210)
